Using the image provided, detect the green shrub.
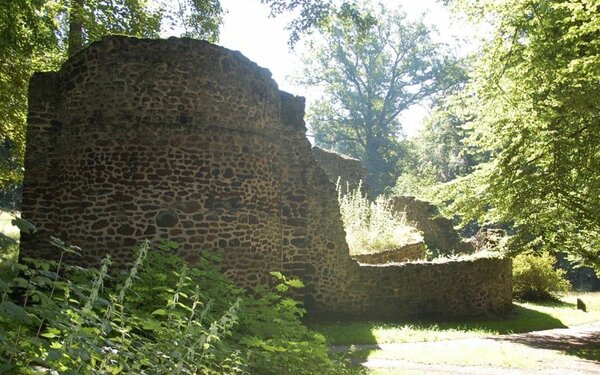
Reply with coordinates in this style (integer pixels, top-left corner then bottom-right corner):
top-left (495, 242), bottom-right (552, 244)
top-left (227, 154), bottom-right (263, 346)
top-left (0, 238), bottom-right (352, 374)
top-left (513, 251), bottom-right (571, 301)
top-left (337, 181), bottom-right (422, 255)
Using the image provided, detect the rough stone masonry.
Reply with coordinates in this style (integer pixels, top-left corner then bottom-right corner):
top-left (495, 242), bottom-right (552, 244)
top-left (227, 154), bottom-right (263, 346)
top-left (21, 36), bottom-right (512, 318)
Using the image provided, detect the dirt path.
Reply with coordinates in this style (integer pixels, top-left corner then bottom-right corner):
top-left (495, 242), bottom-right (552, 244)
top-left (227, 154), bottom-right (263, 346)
top-left (332, 322), bottom-right (600, 374)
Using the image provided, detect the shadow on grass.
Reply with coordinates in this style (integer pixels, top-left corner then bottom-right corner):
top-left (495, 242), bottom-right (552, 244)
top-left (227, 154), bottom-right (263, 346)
top-left (519, 297), bottom-right (574, 308)
top-left (432, 304), bottom-right (569, 334)
top-left (329, 347), bottom-right (375, 372)
top-left (309, 303), bottom-right (569, 346)
top-left (500, 329), bottom-right (600, 359)
top-left (311, 304), bottom-right (574, 371)
top-left (566, 347), bottom-right (600, 362)
top-left (497, 319), bottom-right (600, 364)
top-left (308, 317), bottom-right (378, 370)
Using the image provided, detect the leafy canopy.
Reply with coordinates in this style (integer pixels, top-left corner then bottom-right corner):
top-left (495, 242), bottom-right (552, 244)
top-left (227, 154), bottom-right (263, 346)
top-left (0, 1), bottom-right (61, 195)
top-left (394, 90), bottom-right (484, 199)
top-left (301, 1), bottom-right (463, 194)
top-left (261, 0), bottom-right (370, 46)
top-left (438, 0), bottom-right (600, 270)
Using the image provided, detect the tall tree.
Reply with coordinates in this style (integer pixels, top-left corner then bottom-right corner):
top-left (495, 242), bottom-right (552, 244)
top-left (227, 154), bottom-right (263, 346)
top-left (0, 1), bottom-right (61, 206)
top-left (56, 0), bottom-right (224, 55)
top-left (301, 2), bottom-right (463, 194)
top-left (439, 0), bottom-right (600, 270)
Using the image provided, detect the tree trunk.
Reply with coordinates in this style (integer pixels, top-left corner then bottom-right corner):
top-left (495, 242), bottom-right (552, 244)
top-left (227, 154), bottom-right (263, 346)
top-left (68, 0), bottom-right (84, 56)
top-left (364, 140), bottom-right (385, 196)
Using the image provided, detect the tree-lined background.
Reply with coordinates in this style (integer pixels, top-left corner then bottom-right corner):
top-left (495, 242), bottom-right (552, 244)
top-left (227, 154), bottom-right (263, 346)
top-left (1, 0), bottom-right (599, 271)
top-left (1, 1), bottom-right (599, 373)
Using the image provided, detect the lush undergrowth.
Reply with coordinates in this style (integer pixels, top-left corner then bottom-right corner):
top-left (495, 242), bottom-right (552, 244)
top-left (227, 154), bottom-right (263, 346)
top-left (337, 183), bottom-right (422, 255)
top-left (0, 238), bottom-right (359, 374)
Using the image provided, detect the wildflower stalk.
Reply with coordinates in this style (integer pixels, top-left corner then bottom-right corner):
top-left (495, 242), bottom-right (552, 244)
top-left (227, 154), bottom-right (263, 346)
top-left (174, 285), bottom-right (203, 374)
top-left (168, 264), bottom-right (189, 327)
top-left (98, 240), bottom-right (149, 371)
top-left (195, 298), bottom-right (240, 364)
top-left (10, 273), bottom-right (33, 362)
top-left (35, 245), bottom-right (68, 338)
top-left (63, 254), bottom-right (110, 368)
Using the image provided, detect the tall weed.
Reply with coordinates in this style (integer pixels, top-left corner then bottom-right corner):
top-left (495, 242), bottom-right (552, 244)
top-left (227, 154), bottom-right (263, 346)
top-left (337, 181), bottom-right (422, 255)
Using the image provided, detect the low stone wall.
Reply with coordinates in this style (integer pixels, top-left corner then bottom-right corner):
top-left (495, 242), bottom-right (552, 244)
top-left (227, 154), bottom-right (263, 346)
top-left (331, 257), bottom-right (512, 319)
top-left (352, 242), bottom-right (427, 264)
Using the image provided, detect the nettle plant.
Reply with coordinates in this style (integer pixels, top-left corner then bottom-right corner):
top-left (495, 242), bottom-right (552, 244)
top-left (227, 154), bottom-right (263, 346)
top-left (0, 239), bottom-right (241, 374)
top-left (0, 238), bottom-right (343, 374)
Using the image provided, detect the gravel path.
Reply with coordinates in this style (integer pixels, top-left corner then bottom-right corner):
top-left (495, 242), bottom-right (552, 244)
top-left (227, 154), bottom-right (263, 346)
top-left (332, 322), bottom-right (600, 374)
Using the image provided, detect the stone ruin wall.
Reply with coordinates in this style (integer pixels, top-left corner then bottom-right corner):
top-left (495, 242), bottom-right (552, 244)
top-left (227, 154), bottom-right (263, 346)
top-left (391, 196), bottom-right (475, 256)
top-left (352, 243), bottom-right (427, 264)
top-left (21, 36), bottom-right (355, 311)
top-left (344, 257), bottom-right (512, 319)
top-left (311, 146), bottom-right (369, 195)
top-left (21, 36), bottom-right (511, 318)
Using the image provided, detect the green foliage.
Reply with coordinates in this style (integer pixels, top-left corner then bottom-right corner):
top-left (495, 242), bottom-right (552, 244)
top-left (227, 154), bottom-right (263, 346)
top-left (0, 240), bottom-right (239, 374)
top-left (301, 1), bottom-right (463, 194)
top-left (236, 272), bottom-right (337, 375)
top-left (261, 0), bottom-right (371, 47)
top-left (394, 89), bottom-right (486, 199)
top-left (337, 181), bottom-right (422, 255)
top-left (513, 251), bottom-right (571, 301)
top-left (0, 1), bottom-right (62, 194)
top-left (393, 166), bottom-right (438, 200)
top-left (437, 0), bottom-right (600, 271)
top-left (261, 0), bottom-right (335, 45)
top-left (0, 239), bottom-right (349, 374)
top-left (155, 0), bottom-right (223, 42)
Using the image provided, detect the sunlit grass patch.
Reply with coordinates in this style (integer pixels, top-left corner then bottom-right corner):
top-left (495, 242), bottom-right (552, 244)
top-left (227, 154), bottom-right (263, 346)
top-left (0, 210), bottom-right (20, 278)
top-left (369, 324), bottom-right (491, 344)
top-left (517, 292), bottom-right (600, 326)
top-left (315, 322), bottom-right (492, 345)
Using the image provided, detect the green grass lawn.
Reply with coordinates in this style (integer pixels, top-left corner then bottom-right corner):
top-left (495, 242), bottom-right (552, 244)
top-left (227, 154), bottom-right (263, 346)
top-left (311, 292), bottom-right (600, 345)
top-left (317, 292), bottom-right (600, 374)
